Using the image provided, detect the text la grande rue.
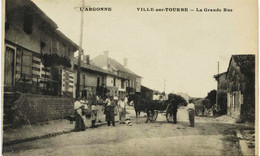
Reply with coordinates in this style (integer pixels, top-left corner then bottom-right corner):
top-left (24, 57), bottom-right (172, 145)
top-left (196, 8), bottom-right (232, 12)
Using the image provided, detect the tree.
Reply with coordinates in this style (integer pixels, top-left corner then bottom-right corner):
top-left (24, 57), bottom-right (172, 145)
top-left (218, 92), bottom-right (227, 114)
top-left (206, 90), bottom-right (217, 108)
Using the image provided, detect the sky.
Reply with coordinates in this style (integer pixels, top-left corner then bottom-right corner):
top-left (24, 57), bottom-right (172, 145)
top-left (32, 0), bottom-right (257, 97)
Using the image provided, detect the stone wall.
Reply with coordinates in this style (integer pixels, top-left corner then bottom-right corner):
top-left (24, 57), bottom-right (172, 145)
top-left (226, 58), bottom-right (255, 122)
top-left (11, 94), bottom-right (74, 125)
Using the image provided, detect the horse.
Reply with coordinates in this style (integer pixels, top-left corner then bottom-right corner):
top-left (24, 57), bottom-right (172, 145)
top-left (128, 94), bottom-right (141, 118)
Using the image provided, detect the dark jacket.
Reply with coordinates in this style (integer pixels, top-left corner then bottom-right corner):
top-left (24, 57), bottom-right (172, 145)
top-left (105, 101), bottom-right (116, 121)
top-left (171, 99), bottom-right (178, 112)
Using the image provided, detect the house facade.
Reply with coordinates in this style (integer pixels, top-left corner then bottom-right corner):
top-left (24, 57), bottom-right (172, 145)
top-left (4, 0), bottom-right (79, 125)
top-left (74, 55), bottom-right (125, 99)
top-left (226, 55), bottom-right (255, 121)
top-left (5, 0), bottom-right (78, 96)
top-left (91, 51), bottom-right (141, 97)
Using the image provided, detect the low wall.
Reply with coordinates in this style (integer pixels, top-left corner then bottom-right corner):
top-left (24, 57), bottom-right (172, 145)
top-left (12, 94), bottom-right (74, 125)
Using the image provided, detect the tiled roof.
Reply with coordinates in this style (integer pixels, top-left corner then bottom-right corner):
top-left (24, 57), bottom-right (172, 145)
top-left (90, 55), bottom-right (106, 68)
top-left (26, 0), bottom-right (57, 29)
top-left (25, 0), bottom-right (78, 49)
top-left (232, 55), bottom-right (255, 72)
top-left (141, 85), bottom-right (153, 92)
top-left (226, 54), bottom-right (255, 77)
top-left (91, 55), bottom-right (141, 77)
top-left (73, 58), bottom-right (123, 78)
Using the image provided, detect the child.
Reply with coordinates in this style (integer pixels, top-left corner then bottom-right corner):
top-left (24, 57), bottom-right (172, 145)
top-left (91, 102), bottom-right (97, 128)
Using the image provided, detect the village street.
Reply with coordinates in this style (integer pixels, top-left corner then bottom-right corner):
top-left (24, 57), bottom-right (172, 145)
top-left (3, 107), bottom-right (243, 156)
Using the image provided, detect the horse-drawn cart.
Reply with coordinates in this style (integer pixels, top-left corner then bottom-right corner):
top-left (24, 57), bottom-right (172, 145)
top-left (133, 86), bottom-right (177, 123)
top-left (145, 100), bottom-right (174, 123)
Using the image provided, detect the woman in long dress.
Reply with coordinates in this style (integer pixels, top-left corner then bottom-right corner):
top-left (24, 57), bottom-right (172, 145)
top-left (74, 97), bottom-right (86, 131)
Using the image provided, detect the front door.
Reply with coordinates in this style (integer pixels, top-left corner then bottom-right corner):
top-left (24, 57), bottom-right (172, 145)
top-left (4, 46), bottom-right (15, 86)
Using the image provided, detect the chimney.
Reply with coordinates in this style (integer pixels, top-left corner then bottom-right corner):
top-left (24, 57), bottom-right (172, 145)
top-left (124, 58), bottom-right (127, 68)
top-left (83, 55), bottom-right (90, 64)
top-left (86, 55), bottom-right (90, 65)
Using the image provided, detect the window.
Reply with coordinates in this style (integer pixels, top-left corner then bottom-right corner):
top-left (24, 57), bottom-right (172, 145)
top-left (121, 79), bottom-right (124, 88)
top-left (4, 46), bottom-right (15, 86)
top-left (23, 8), bottom-right (33, 34)
top-left (64, 72), bottom-right (70, 90)
top-left (97, 77), bottom-right (100, 88)
top-left (82, 75), bottom-right (86, 88)
top-left (113, 78), bottom-right (116, 86)
top-left (126, 80), bottom-right (129, 87)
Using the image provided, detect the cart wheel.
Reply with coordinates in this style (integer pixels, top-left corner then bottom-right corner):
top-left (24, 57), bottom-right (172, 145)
top-left (148, 110), bottom-right (158, 122)
top-left (166, 104), bottom-right (173, 123)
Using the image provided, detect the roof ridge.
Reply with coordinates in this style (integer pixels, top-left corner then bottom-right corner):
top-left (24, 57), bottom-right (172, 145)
top-left (91, 54), bottom-right (141, 77)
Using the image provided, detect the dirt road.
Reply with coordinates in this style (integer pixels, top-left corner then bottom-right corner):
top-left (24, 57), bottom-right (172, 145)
top-left (3, 107), bottom-right (242, 156)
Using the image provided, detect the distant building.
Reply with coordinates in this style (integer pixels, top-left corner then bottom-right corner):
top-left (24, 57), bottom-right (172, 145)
top-left (91, 51), bottom-right (141, 97)
top-left (213, 72), bottom-right (228, 114)
top-left (74, 55), bottom-right (125, 99)
top-left (226, 55), bottom-right (255, 121)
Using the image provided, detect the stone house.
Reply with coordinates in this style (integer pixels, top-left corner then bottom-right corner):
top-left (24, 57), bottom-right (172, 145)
top-left (91, 51), bottom-right (141, 97)
top-left (5, 0), bottom-right (78, 96)
top-left (4, 0), bottom-right (78, 125)
top-left (226, 55), bottom-right (255, 121)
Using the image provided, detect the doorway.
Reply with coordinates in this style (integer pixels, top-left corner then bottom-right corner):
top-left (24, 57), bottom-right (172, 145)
top-left (4, 46), bottom-right (15, 86)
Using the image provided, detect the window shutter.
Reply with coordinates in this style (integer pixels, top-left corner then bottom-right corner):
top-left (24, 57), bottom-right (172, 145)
top-left (227, 93), bottom-right (230, 108)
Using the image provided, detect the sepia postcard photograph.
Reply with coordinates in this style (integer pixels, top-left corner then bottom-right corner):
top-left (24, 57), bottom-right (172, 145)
top-left (1, 0), bottom-right (258, 155)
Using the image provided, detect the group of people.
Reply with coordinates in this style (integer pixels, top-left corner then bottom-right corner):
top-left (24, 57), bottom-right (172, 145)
top-left (74, 94), bottom-right (196, 131)
top-left (74, 95), bottom-right (128, 131)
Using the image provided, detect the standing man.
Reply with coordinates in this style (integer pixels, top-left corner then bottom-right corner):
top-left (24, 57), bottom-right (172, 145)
top-left (91, 101), bottom-right (97, 128)
top-left (171, 98), bottom-right (178, 124)
top-left (118, 97), bottom-right (126, 124)
top-left (94, 96), bottom-right (104, 123)
top-left (187, 99), bottom-right (195, 127)
top-left (105, 97), bottom-right (116, 126)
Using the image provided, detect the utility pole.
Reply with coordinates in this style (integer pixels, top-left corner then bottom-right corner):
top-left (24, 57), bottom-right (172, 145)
top-left (76, 0), bottom-right (85, 99)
